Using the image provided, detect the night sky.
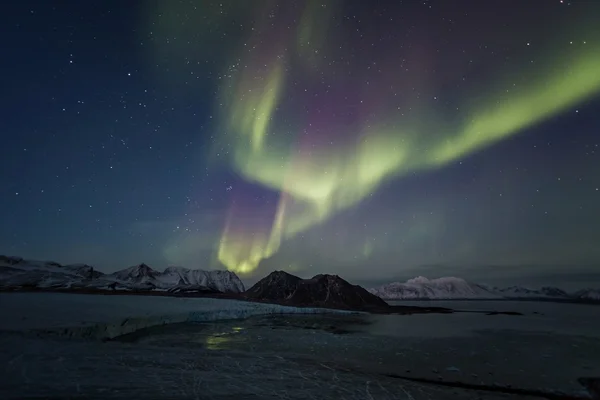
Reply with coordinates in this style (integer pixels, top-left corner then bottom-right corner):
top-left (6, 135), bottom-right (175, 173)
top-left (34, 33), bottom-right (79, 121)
top-left (2, 0), bottom-right (599, 289)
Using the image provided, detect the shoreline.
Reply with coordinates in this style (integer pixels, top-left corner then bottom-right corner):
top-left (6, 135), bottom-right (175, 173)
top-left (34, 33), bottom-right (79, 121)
top-left (384, 297), bottom-right (600, 305)
top-left (0, 287), bottom-right (532, 315)
top-left (3, 288), bottom-right (597, 311)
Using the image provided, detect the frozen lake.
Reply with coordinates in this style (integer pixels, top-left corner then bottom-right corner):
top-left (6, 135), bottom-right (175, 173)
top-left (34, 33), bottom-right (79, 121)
top-left (364, 300), bottom-right (600, 338)
top-left (113, 300), bottom-right (600, 397)
top-left (1, 293), bottom-right (599, 399)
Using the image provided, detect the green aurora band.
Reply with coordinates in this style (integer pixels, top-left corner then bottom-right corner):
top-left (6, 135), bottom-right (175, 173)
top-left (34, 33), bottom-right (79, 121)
top-left (207, 4), bottom-right (600, 274)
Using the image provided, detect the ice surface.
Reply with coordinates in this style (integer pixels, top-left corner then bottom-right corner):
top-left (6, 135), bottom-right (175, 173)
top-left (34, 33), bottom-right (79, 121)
top-left (1, 293), bottom-right (598, 399)
top-left (0, 292), bottom-right (354, 339)
top-left (375, 300), bottom-right (600, 338)
top-left (126, 308), bottom-right (600, 398)
top-left (0, 333), bottom-right (542, 400)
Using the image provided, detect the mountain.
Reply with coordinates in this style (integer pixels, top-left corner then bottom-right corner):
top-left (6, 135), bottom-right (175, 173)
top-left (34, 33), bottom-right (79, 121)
top-left (63, 264), bottom-right (104, 280)
top-left (244, 270), bottom-right (302, 300)
top-left (495, 285), bottom-right (570, 299)
top-left (540, 286), bottom-right (570, 297)
top-left (109, 263), bottom-right (158, 283)
top-left (160, 266), bottom-right (245, 293)
top-left (0, 256), bottom-right (244, 293)
top-left (2, 254), bottom-right (597, 303)
top-left (106, 264), bottom-right (245, 293)
top-left (0, 256), bottom-right (96, 289)
top-left (369, 276), bottom-right (500, 300)
top-left (573, 288), bottom-right (600, 301)
top-left (246, 271), bottom-right (389, 311)
top-left (369, 277), bottom-right (581, 300)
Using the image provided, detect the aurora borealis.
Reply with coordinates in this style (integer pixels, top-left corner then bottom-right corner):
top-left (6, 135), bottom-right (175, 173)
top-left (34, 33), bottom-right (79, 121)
top-left (209, 1), bottom-right (600, 276)
top-left (2, 0), bottom-right (600, 288)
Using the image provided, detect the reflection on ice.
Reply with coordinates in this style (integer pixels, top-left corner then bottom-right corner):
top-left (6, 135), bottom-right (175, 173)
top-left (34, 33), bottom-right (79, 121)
top-left (205, 326), bottom-right (245, 350)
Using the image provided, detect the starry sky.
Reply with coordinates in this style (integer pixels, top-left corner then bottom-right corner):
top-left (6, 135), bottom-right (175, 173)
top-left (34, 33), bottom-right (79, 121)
top-left (2, 0), bottom-right (600, 289)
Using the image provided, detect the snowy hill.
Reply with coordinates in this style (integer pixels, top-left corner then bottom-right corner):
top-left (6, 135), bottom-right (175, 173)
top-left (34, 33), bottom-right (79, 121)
top-left (161, 266), bottom-right (245, 293)
top-left (573, 288), bottom-right (600, 301)
top-left (369, 276), bottom-right (588, 301)
top-left (0, 256), bottom-right (244, 293)
top-left (494, 285), bottom-right (570, 299)
top-left (106, 264), bottom-right (245, 293)
top-left (368, 276), bottom-right (500, 300)
top-left (109, 263), bottom-right (159, 285)
top-left (0, 256), bottom-right (96, 289)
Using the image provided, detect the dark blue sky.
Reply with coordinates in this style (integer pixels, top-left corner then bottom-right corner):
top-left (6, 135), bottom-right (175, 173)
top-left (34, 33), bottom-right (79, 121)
top-left (1, 0), bottom-right (599, 289)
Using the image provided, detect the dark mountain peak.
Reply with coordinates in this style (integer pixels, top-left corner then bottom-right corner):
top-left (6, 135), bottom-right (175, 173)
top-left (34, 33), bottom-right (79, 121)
top-left (540, 286), bottom-right (568, 297)
top-left (134, 263), bottom-right (156, 277)
top-left (63, 263), bottom-right (104, 279)
top-left (163, 265), bottom-right (189, 274)
top-left (245, 270), bottom-right (302, 300)
top-left (269, 270), bottom-right (299, 277)
top-left (311, 273), bottom-right (340, 280)
top-left (252, 270), bottom-right (302, 288)
top-left (45, 261), bottom-right (62, 268)
top-left (309, 274), bottom-right (351, 285)
top-left (0, 255), bottom-right (24, 265)
top-left (268, 270), bottom-right (302, 281)
top-left (110, 263), bottom-right (158, 282)
top-left (246, 270), bottom-right (388, 311)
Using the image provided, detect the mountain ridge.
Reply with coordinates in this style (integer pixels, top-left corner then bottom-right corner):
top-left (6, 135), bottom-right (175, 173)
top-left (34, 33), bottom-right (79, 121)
top-left (368, 276), bottom-right (600, 301)
top-left (2, 255), bottom-right (598, 303)
top-left (0, 255), bottom-right (244, 293)
top-left (245, 271), bottom-right (390, 311)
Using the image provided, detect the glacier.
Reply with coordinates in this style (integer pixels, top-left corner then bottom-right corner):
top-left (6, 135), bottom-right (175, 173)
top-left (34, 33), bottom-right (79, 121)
top-left (0, 292), bottom-right (355, 339)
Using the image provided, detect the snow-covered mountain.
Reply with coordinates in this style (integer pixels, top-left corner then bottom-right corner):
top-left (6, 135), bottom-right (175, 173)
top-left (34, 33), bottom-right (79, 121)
top-left (106, 264), bottom-right (245, 293)
top-left (0, 256), bottom-right (100, 289)
top-left (494, 285), bottom-right (569, 299)
top-left (109, 263), bottom-right (158, 284)
top-left (368, 276), bottom-right (501, 300)
top-left (573, 288), bottom-right (600, 301)
top-left (0, 256), bottom-right (244, 293)
top-left (160, 266), bottom-right (245, 293)
top-left (368, 276), bottom-right (591, 301)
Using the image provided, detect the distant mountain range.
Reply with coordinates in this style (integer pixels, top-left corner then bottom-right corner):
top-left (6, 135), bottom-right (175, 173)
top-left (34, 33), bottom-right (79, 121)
top-left (2, 254), bottom-right (599, 304)
top-left (0, 255), bottom-right (244, 293)
top-left (368, 276), bottom-right (600, 301)
top-left (0, 254), bottom-right (461, 314)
